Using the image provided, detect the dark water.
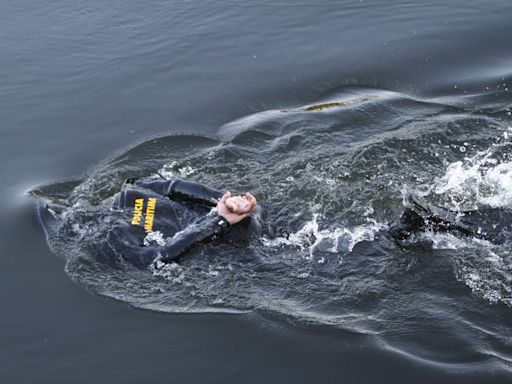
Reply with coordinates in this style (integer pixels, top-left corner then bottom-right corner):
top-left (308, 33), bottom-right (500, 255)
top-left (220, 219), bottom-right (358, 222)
top-left (2, 1), bottom-right (512, 382)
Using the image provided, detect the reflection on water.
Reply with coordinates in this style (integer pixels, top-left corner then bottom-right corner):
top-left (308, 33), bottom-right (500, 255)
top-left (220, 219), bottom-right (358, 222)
top-left (32, 85), bottom-right (512, 370)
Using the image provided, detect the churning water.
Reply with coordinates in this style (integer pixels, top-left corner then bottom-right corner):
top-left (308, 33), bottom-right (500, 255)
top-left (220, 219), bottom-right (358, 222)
top-left (32, 85), bottom-right (512, 369)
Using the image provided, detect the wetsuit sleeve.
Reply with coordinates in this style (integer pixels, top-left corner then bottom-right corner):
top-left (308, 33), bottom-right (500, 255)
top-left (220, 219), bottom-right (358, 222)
top-left (167, 179), bottom-right (223, 207)
top-left (134, 179), bottom-right (223, 207)
top-left (153, 213), bottom-right (231, 265)
top-left (133, 179), bottom-right (174, 196)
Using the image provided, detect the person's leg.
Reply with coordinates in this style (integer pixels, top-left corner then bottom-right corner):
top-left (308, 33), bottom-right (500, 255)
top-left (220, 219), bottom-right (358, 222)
top-left (389, 193), bottom-right (430, 240)
top-left (454, 208), bottom-right (512, 243)
top-left (389, 207), bottom-right (425, 240)
top-left (390, 192), bottom-right (512, 244)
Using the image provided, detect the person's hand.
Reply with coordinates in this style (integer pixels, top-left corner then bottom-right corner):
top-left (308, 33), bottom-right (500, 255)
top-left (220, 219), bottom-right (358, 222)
top-left (217, 192), bottom-right (257, 225)
top-left (225, 192), bottom-right (257, 214)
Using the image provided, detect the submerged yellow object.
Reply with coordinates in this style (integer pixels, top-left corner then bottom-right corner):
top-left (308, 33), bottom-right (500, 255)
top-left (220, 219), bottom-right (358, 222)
top-left (280, 96), bottom-right (375, 113)
top-left (303, 102), bottom-right (346, 111)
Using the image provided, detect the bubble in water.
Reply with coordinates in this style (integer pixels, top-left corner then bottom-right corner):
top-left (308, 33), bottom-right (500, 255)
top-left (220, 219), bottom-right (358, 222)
top-left (459, 146), bottom-right (466, 153)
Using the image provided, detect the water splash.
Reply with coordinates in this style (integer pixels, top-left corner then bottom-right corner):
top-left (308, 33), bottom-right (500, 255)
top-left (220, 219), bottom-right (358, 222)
top-left (262, 213), bottom-right (386, 258)
top-left (430, 127), bottom-right (512, 210)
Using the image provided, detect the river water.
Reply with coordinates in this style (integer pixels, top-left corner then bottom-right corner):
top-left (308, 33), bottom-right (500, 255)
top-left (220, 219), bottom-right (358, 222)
top-left (1, 1), bottom-right (512, 383)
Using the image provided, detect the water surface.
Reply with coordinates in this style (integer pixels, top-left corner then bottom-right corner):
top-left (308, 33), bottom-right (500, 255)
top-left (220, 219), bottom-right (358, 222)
top-left (1, 0), bottom-right (512, 382)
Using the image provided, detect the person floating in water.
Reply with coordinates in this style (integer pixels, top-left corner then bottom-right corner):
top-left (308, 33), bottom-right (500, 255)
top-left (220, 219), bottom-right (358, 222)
top-left (37, 177), bottom-right (511, 270)
top-left (39, 177), bottom-right (260, 269)
top-left (389, 192), bottom-right (512, 244)
top-left (117, 178), bottom-right (260, 268)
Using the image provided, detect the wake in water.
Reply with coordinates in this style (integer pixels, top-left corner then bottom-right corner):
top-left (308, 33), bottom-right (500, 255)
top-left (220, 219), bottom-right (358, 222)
top-left (30, 85), bottom-right (512, 369)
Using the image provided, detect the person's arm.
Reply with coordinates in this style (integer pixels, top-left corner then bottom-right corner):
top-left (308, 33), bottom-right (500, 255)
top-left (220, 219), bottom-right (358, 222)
top-left (133, 178), bottom-right (223, 207)
top-left (152, 213), bottom-right (231, 265)
top-left (151, 192), bottom-right (254, 266)
top-left (168, 179), bottom-right (223, 206)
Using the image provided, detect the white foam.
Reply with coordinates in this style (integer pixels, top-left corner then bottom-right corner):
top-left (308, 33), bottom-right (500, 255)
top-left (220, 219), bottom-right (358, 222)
top-left (150, 260), bottom-right (186, 283)
top-left (462, 270), bottom-right (508, 305)
top-left (262, 214), bottom-right (386, 258)
top-left (143, 231), bottom-right (166, 246)
top-left (206, 269), bottom-right (220, 277)
top-left (157, 161), bottom-right (196, 179)
top-left (430, 128), bottom-right (512, 209)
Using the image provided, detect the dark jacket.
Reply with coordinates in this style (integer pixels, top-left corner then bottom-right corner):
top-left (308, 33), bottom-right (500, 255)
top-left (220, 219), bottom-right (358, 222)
top-left (103, 178), bottom-right (258, 268)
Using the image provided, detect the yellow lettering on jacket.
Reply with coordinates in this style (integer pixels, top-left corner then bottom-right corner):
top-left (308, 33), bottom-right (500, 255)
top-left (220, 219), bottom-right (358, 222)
top-left (131, 198), bottom-right (144, 225)
top-left (144, 197), bottom-right (157, 232)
